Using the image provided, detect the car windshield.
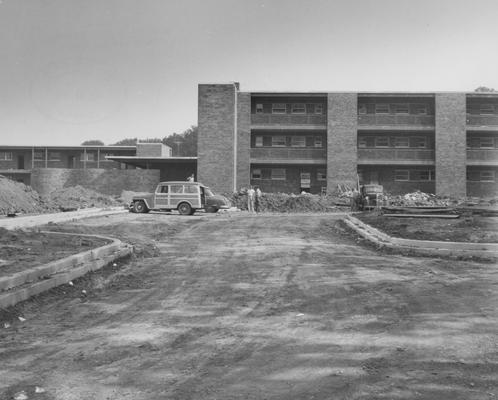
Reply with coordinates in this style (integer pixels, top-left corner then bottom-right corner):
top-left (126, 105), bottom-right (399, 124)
top-left (204, 187), bottom-right (214, 196)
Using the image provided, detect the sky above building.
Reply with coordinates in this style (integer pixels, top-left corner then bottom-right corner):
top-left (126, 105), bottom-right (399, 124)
top-left (1, 0), bottom-right (498, 146)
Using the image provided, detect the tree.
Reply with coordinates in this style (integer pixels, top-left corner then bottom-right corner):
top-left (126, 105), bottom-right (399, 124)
top-left (111, 138), bottom-right (138, 146)
top-left (81, 139), bottom-right (104, 146)
top-left (475, 86), bottom-right (496, 92)
top-left (163, 126), bottom-right (198, 156)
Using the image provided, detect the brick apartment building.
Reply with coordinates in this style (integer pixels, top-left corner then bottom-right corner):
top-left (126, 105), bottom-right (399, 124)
top-left (198, 83), bottom-right (498, 198)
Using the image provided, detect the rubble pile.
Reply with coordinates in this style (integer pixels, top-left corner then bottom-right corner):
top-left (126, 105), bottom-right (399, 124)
top-left (45, 185), bottom-right (121, 211)
top-left (0, 175), bottom-right (49, 215)
top-left (387, 190), bottom-right (451, 207)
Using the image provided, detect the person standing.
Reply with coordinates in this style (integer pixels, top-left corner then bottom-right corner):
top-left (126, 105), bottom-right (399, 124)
top-left (247, 186), bottom-right (255, 212)
top-left (255, 186), bottom-right (262, 212)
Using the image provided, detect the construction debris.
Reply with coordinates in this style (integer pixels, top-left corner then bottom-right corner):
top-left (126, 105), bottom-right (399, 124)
top-left (387, 190), bottom-right (451, 207)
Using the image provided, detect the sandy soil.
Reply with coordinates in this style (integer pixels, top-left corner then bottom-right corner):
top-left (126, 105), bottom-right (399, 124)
top-left (357, 213), bottom-right (498, 243)
top-left (1, 212), bottom-right (497, 400)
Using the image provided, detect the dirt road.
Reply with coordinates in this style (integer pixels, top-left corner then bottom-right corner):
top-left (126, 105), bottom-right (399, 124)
top-left (1, 212), bottom-right (498, 399)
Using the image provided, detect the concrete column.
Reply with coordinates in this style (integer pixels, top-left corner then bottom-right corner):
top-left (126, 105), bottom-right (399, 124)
top-left (327, 93), bottom-right (358, 194)
top-left (236, 92), bottom-right (251, 189)
top-left (197, 83), bottom-right (237, 194)
top-left (435, 93), bottom-right (467, 198)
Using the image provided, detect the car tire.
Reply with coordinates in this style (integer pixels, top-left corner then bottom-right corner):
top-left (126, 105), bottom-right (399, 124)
top-left (134, 200), bottom-right (149, 214)
top-left (178, 202), bottom-right (192, 216)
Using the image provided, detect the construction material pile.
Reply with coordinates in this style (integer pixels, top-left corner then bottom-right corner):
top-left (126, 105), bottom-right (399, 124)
top-left (387, 190), bottom-right (451, 207)
top-left (0, 175), bottom-right (50, 214)
top-left (44, 185), bottom-right (121, 211)
top-left (230, 189), bottom-right (337, 212)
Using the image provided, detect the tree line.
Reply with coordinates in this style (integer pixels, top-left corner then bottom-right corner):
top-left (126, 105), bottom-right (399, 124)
top-left (81, 126), bottom-right (198, 156)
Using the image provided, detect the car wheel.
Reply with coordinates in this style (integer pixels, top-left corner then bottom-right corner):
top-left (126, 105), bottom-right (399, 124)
top-left (134, 200), bottom-right (149, 214)
top-left (178, 202), bottom-right (192, 216)
top-left (205, 206), bottom-right (219, 213)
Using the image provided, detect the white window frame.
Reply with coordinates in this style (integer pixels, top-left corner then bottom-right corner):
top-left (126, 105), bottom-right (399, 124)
top-left (314, 136), bottom-right (323, 148)
top-left (480, 170), bottom-right (495, 182)
top-left (271, 136), bottom-right (286, 147)
top-left (256, 103), bottom-right (264, 114)
top-left (480, 104), bottom-right (495, 115)
top-left (291, 136), bottom-right (306, 147)
top-left (394, 137), bottom-right (409, 148)
top-left (394, 170), bottom-right (410, 181)
top-left (33, 151), bottom-right (44, 161)
top-left (419, 170), bottom-right (435, 181)
top-left (48, 151), bottom-right (61, 161)
top-left (314, 104), bottom-right (323, 114)
top-left (255, 136), bottom-right (264, 147)
top-left (271, 168), bottom-right (286, 180)
top-left (375, 104), bottom-right (390, 114)
top-left (251, 169), bottom-right (262, 180)
top-left (291, 103), bottom-right (306, 114)
top-left (317, 169), bottom-right (326, 181)
top-left (272, 103), bottom-right (287, 114)
top-left (374, 137), bottom-right (390, 148)
top-left (393, 103), bottom-right (409, 114)
top-left (0, 152), bottom-right (13, 161)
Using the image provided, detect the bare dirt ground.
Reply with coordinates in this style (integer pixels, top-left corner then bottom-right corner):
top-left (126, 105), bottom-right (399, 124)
top-left (1, 212), bottom-right (498, 400)
top-left (357, 212), bottom-right (498, 243)
top-left (0, 229), bottom-right (109, 275)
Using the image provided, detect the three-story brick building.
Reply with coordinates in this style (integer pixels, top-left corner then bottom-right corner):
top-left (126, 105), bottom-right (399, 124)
top-left (198, 83), bottom-right (498, 198)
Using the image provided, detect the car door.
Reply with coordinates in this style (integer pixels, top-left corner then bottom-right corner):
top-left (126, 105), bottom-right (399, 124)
top-left (154, 184), bottom-right (169, 209)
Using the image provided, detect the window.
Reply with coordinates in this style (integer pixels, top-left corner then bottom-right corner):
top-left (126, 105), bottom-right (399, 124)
top-left (314, 104), bottom-right (323, 114)
top-left (157, 185), bottom-right (168, 193)
top-left (0, 151), bottom-right (13, 161)
top-left (34, 151), bottom-right (44, 161)
top-left (419, 170), bottom-right (435, 181)
top-left (410, 137), bottom-right (427, 148)
top-left (82, 153), bottom-right (95, 161)
top-left (374, 137), bottom-right (389, 147)
top-left (251, 169), bottom-right (262, 179)
top-left (394, 137), bottom-right (409, 148)
top-left (255, 136), bottom-right (263, 147)
top-left (170, 185), bottom-right (183, 193)
top-left (480, 104), bottom-right (495, 115)
top-left (480, 137), bottom-right (494, 148)
top-left (358, 104), bottom-right (367, 115)
top-left (358, 137), bottom-right (367, 148)
top-left (393, 104), bottom-right (409, 114)
top-left (272, 103), bottom-right (287, 114)
top-left (271, 168), bottom-right (286, 180)
top-left (480, 170), bottom-right (495, 182)
top-left (48, 152), bottom-right (60, 161)
top-left (414, 104), bottom-right (428, 115)
top-left (317, 169), bottom-right (326, 181)
top-left (256, 103), bottom-right (264, 114)
top-left (291, 136), bottom-right (305, 147)
top-left (184, 185), bottom-right (198, 194)
top-left (291, 103), bottom-right (306, 114)
top-left (394, 170), bottom-right (410, 181)
top-left (314, 137), bottom-right (323, 148)
top-left (375, 104), bottom-right (390, 114)
top-left (271, 136), bottom-right (286, 147)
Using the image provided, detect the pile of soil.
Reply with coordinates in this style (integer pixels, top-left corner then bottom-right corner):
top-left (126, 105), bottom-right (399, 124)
top-left (357, 212), bottom-right (498, 243)
top-left (42, 186), bottom-right (122, 212)
top-left (0, 175), bottom-right (50, 215)
top-left (230, 190), bottom-right (339, 212)
top-left (0, 228), bottom-right (109, 277)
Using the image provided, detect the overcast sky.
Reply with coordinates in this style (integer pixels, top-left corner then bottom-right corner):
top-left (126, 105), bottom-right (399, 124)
top-left (1, 0), bottom-right (498, 146)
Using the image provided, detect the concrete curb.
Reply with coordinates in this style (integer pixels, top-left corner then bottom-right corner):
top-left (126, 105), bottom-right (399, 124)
top-left (0, 207), bottom-right (128, 230)
top-left (0, 232), bottom-right (133, 308)
top-left (343, 215), bottom-right (498, 259)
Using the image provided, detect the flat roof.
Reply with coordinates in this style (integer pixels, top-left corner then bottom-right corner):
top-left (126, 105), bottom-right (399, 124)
top-left (0, 145), bottom-right (136, 150)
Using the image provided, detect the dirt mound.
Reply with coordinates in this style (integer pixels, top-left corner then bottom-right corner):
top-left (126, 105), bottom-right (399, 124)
top-left (44, 185), bottom-right (121, 211)
top-left (0, 175), bottom-right (50, 215)
top-left (386, 190), bottom-right (452, 207)
top-left (230, 190), bottom-right (338, 212)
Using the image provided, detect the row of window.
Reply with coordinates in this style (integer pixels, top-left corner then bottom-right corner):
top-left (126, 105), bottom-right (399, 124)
top-left (467, 137), bottom-right (498, 149)
top-left (251, 168), bottom-right (327, 181)
top-left (254, 136), bottom-right (324, 148)
top-left (32, 152), bottom-right (115, 161)
top-left (467, 170), bottom-right (496, 182)
top-left (474, 104), bottom-right (498, 115)
top-left (359, 103), bottom-right (429, 115)
top-left (394, 169), bottom-right (435, 182)
top-left (358, 136), bottom-right (429, 149)
top-left (255, 103), bottom-right (324, 115)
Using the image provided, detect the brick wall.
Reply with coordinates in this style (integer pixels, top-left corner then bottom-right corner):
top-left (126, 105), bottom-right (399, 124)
top-left (327, 93), bottom-right (358, 194)
top-left (136, 143), bottom-right (171, 157)
top-left (250, 165), bottom-right (327, 194)
top-left (198, 83), bottom-right (237, 194)
top-left (237, 92), bottom-right (251, 189)
top-left (31, 168), bottom-right (160, 196)
top-left (435, 93), bottom-right (467, 198)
